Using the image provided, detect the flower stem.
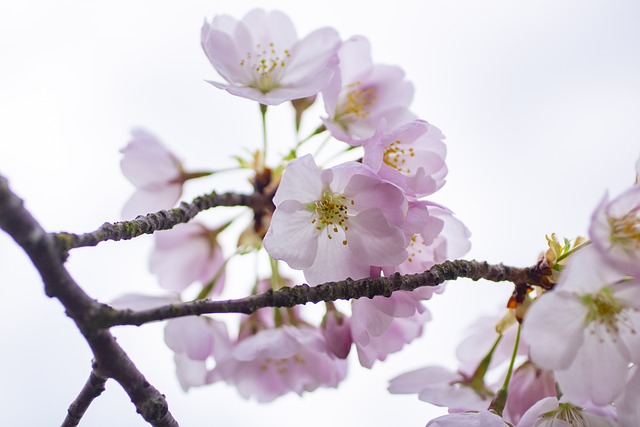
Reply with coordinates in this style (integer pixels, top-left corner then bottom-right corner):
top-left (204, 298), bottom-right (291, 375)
top-left (556, 240), bottom-right (591, 263)
top-left (269, 256), bottom-right (283, 290)
top-left (260, 103), bottom-right (268, 166)
top-left (194, 251), bottom-right (238, 301)
top-left (489, 323), bottom-right (522, 416)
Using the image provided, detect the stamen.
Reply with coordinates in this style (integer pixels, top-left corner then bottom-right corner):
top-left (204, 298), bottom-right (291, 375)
top-left (609, 208), bottom-right (640, 250)
top-left (383, 140), bottom-right (416, 174)
top-left (307, 191), bottom-right (351, 243)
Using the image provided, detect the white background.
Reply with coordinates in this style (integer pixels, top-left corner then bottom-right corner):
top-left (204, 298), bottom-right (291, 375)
top-left (1, 1), bottom-right (639, 426)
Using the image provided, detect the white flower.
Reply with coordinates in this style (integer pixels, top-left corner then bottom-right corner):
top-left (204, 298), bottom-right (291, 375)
top-left (522, 246), bottom-right (640, 405)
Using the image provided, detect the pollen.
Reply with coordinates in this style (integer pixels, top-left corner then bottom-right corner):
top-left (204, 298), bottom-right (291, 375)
top-left (609, 208), bottom-right (640, 250)
top-left (308, 191), bottom-right (351, 243)
top-left (406, 234), bottom-right (425, 264)
top-left (239, 41), bottom-right (291, 93)
top-left (340, 81), bottom-right (377, 119)
top-left (383, 140), bottom-right (416, 174)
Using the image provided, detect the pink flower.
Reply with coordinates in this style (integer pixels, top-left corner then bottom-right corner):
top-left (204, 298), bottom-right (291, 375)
top-left (363, 120), bottom-right (447, 198)
top-left (590, 186), bottom-right (640, 277)
top-left (120, 129), bottom-right (184, 218)
top-left (322, 36), bottom-right (416, 145)
top-left (263, 154), bottom-right (409, 285)
top-left (522, 246), bottom-right (640, 406)
top-left (503, 362), bottom-right (556, 425)
top-left (201, 9), bottom-right (340, 105)
top-left (516, 397), bottom-right (619, 427)
top-left (164, 316), bottom-right (231, 391)
top-left (426, 411), bottom-right (508, 427)
top-left (351, 288), bottom-right (432, 368)
top-left (207, 325), bottom-right (347, 402)
top-left (149, 222), bottom-right (225, 296)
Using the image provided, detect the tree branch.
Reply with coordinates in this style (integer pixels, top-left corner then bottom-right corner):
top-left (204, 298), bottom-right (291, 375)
top-left (0, 175), bottom-right (179, 427)
top-left (54, 190), bottom-right (272, 252)
top-left (62, 370), bottom-right (107, 427)
top-left (101, 260), bottom-right (542, 327)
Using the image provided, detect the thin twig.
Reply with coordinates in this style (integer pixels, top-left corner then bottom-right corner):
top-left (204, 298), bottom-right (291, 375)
top-left (54, 190), bottom-right (271, 252)
top-left (62, 370), bottom-right (107, 427)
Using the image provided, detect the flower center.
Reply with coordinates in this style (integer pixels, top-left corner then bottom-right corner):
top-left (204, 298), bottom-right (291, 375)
top-left (581, 286), bottom-right (624, 333)
top-left (383, 140), bottom-right (415, 174)
top-left (308, 191), bottom-right (352, 245)
top-left (240, 42), bottom-right (291, 93)
top-left (406, 234), bottom-right (425, 263)
top-left (259, 354), bottom-right (306, 375)
top-left (541, 403), bottom-right (589, 424)
top-left (609, 208), bottom-right (640, 250)
top-left (337, 81), bottom-right (377, 119)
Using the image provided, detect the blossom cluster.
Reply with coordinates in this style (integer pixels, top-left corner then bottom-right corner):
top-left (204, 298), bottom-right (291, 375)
top-left (116, 8), bottom-right (470, 404)
top-left (389, 161), bottom-right (640, 426)
top-left (113, 7), bottom-right (640, 427)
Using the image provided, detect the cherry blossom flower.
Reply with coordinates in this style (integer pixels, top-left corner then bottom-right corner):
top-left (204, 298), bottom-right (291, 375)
top-left (363, 120), bottom-right (447, 198)
top-left (351, 287), bottom-right (432, 368)
top-left (120, 129), bottom-right (184, 218)
top-left (164, 316), bottom-right (231, 391)
top-left (522, 246), bottom-right (640, 406)
top-left (263, 154), bottom-right (409, 285)
top-left (207, 325), bottom-right (347, 402)
top-left (590, 185), bottom-right (640, 277)
top-left (201, 9), bottom-right (340, 105)
top-left (322, 36), bottom-right (416, 145)
top-left (516, 397), bottom-right (619, 427)
top-left (426, 411), bottom-right (508, 427)
top-left (149, 222), bottom-right (225, 296)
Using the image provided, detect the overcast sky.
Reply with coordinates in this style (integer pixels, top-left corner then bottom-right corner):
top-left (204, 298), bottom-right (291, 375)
top-left (1, 1), bottom-right (639, 426)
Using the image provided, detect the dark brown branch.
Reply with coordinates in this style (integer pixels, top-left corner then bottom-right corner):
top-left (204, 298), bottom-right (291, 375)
top-left (62, 370), bottom-right (107, 427)
top-left (54, 190), bottom-right (271, 252)
top-left (102, 260), bottom-right (542, 327)
top-left (0, 175), bottom-right (179, 427)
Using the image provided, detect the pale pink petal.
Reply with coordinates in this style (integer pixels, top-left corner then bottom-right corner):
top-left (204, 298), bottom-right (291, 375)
top-left (173, 353), bottom-right (208, 391)
top-left (302, 234), bottom-right (370, 285)
top-left (616, 366), bottom-right (640, 427)
top-left (120, 129), bottom-right (182, 188)
top-left (355, 309), bottom-right (430, 368)
top-left (427, 411), bottom-right (507, 427)
top-left (555, 329), bottom-right (629, 405)
top-left (523, 290), bottom-right (586, 370)
top-left (263, 200), bottom-right (319, 270)
top-left (388, 366), bottom-right (458, 394)
top-left (272, 154), bottom-right (324, 205)
top-left (348, 208), bottom-right (408, 266)
top-left (149, 223), bottom-right (224, 294)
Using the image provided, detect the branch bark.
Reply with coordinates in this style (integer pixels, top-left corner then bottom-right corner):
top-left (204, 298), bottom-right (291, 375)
top-left (54, 190), bottom-right (272, 252)
top-left (100, 260), bottom-right (542, 327)
top-left (0, 175), bottom-right (179, 427)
